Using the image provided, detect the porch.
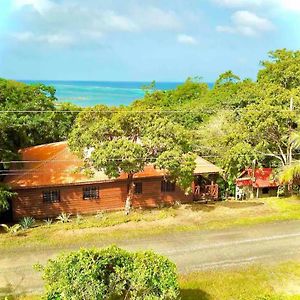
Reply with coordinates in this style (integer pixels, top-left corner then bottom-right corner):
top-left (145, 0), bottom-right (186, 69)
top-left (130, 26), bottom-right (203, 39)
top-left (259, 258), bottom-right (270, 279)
top-left (193, 174), bottom-right (219, 201)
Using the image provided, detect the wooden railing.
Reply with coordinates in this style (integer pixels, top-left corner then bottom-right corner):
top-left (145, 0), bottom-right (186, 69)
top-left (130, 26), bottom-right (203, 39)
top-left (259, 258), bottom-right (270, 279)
top-left (193, 184), bottom-right (219, 200)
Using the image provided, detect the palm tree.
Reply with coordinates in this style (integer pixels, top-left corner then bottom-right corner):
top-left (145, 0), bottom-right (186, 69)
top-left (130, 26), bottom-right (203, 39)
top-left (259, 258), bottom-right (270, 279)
top-left (278, 131), bottom-right (300, 189)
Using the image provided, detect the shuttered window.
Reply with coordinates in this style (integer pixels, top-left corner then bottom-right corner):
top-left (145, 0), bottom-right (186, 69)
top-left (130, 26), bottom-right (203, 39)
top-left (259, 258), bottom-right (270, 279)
top-left (161, 180), bottom-right (176, 192)
top-left (43, 190), bottom-right (60, 203)
top-left (83, 186), bottom-right (99, 200)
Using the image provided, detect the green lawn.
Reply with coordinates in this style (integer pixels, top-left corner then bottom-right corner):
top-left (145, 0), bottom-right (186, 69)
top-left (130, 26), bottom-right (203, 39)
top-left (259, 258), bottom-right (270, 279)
top-left (2, 197), bottom-right (300, 251)
top-left (4, 261), bottom-right (300, 300)
top-left (180, 262), bottom-right (300, 300)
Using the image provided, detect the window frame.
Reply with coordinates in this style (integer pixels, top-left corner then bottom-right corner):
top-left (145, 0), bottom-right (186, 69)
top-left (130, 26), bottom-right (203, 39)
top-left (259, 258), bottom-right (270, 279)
top-left (134, 182), bottom-right (143, 195)
top-left (43, 190), bottom-right (60, 203)
top-left (83, 186), bottom-right (100, 200)
top-left (161, 180), bottom-right (176, 193)
top-left (128, 182), bottom-right (143, 195)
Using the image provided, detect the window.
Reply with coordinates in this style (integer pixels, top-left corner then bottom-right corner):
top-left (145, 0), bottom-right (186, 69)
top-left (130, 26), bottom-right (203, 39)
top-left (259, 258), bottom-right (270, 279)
top-left (262, 187), bottom-right (269, 195)
top-left (161, 180), bottom-right (176, 192)
top-left (83, 186), bottom-right (99, 200)
top-left (43, 190), bottom-right (60, 203)
top-left (134, 182), bottom-right (143, 194)
top-left (127, 182), bottom-right (143, 194)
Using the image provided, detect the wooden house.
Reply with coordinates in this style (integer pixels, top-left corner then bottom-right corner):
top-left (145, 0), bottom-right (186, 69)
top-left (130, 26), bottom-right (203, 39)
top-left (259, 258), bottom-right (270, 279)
top-left (2, 142), bottom-right (221, 220)
top-left (236, 168), bottom-right (279, 199)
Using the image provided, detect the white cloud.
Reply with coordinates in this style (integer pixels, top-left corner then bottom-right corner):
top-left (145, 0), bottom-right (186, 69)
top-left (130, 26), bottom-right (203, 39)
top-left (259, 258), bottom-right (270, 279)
top-left (9, 1), bottom-right (183, 48)
top-left (12, 0), bottom-right (54, 14)
top-left (101, 11), bottom-right (138, 32)
top-left (213, 0), bottom-right (300, 13)
top-left (134, 7), bottom-right (182, 31)
top-left (177, 34), bottom-right (198, 45)
top-left (279, 0), bottom-right (300, 12)
top-left (216, 10), bottom-right (274, 36)
top-left (12, 31), bottom-right (74, 46)
top-left (213, 0), bottom-right (263, 7)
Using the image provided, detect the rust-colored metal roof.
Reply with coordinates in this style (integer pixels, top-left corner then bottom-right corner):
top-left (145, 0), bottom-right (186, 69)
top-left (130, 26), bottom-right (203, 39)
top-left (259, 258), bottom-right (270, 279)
top-left (236, 168), bottom-right (278, 188)
top-left (4, 142), bottom-right (220, 189)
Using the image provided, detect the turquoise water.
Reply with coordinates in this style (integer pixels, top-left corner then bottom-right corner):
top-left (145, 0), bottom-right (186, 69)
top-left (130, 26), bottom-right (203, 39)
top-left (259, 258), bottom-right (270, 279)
top-left (22, 80), bottom-right (183, 107)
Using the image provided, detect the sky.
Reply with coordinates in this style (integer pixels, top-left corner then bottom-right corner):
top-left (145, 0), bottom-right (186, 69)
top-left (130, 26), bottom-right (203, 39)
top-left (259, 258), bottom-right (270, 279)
top-left (0, 0), bottom-right (299, 82)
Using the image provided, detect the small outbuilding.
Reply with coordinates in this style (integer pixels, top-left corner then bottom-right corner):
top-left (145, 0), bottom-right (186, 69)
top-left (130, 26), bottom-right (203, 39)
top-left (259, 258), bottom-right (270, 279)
top-left (236, 168), bottom-right (279, 200)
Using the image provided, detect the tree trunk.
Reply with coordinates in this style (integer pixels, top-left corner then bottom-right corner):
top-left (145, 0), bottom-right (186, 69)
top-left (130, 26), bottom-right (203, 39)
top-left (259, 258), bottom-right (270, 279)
top-left (125, 173), bottom-right (134, 215)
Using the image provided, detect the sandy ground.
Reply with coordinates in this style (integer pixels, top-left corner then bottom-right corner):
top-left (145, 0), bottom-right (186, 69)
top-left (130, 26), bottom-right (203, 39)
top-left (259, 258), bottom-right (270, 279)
top-left (2, 219), bottom-right (300, 296)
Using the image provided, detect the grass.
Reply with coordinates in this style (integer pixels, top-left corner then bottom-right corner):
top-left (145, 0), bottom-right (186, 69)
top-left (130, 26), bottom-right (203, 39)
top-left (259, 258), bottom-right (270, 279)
top-left (3, 261), bottom-right (300, 300)
top-left (2, 197), bottom-right (300, 251)
top-left (180, 261), bottom-right (300, 300)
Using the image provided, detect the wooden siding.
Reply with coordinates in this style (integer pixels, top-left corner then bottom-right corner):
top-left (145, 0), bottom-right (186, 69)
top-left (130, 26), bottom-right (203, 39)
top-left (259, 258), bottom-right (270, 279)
top-left (12, 178), bottom-right (193, 220)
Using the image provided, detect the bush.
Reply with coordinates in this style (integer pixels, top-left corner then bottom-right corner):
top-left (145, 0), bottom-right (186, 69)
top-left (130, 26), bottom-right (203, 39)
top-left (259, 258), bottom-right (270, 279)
top-left (36, 246), bottom-right (179, 300)
top-left (56, 212), bottom-right (71, 223)
top-left (19, 216), bottom-right (35, 230)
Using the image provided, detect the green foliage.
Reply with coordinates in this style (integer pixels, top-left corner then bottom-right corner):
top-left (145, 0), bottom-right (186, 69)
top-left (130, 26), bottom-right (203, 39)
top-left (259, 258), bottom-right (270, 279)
top-left (258, 49), bottom-right (300, 90)
top-left (19, 217), bottom-right (35, 230)
top-left (37, 246), bottom-right (179, 300)
top-left (0, 79), bottom-right (79, 163)
top-left (43, 218), bottom-right (53, 227)
top-left (69, 105), bottom-right (196, 211)
top-left (129, 251), bottom-right (179, 300)
top-left (197, 49), bottom-right (300, 182)
top-left (0, 185), bottom-right (16, 212)
top-left (0, 223), bottom-right (22, 235)
top-left (56, 213), bottom-right (71, 224)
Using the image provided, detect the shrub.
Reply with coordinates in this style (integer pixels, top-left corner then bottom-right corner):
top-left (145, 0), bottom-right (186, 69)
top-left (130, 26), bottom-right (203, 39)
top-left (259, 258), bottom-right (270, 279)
top-left (0, 224), bottom-right (22, 235)
top-left (36, 246), bottom-right (179, 300)
top-left (56, 213), bottom-right (71, 223)
top-left (19, 216), bottom-right (35, 230)
top-left (75, 214), bottom-right (83, 225)
top-left (44, 218), bottom-right (53, 227)
top-left (130, 251), bottom-right (179, 300)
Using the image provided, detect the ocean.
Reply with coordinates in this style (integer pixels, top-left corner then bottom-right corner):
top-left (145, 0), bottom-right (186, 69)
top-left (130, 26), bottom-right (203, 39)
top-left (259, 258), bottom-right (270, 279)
top-left (22, 80), bottom-right (185, 107)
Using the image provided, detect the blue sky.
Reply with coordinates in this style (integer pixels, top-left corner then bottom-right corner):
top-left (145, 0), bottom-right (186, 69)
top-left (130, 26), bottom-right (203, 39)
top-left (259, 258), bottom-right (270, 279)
top-left (0, 0), bottom-right (299, 82)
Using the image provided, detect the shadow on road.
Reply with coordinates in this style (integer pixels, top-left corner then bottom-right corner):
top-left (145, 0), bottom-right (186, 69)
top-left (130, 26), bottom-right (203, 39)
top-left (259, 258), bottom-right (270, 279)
top-left (181, 288), bottom-right (211, 299)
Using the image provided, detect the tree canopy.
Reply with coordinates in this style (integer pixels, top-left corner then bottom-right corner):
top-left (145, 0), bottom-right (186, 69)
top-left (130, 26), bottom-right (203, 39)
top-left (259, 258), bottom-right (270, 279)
top-left (69, 106), bottom-right (196, 213)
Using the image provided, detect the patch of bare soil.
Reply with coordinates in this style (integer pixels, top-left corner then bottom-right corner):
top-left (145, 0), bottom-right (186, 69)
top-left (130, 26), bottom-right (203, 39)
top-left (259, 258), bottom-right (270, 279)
top-left (273, 278), bottom-right (300, 296)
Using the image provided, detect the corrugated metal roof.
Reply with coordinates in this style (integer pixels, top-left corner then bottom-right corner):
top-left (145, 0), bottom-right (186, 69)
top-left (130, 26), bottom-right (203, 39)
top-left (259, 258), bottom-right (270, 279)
top-left (236, 168), bottom-right (278, 188)
top-left (4, 142), bottom-right (221, 189)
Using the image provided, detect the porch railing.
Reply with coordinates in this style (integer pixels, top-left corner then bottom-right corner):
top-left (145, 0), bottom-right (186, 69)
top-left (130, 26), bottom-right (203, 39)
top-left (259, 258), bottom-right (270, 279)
top-left (193, 184), bottom-right (219, 200)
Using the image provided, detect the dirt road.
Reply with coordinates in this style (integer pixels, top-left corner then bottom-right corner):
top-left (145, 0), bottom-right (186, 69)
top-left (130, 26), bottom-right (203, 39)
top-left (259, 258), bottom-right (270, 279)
top-left (2, 220), bottom-right (300, 295)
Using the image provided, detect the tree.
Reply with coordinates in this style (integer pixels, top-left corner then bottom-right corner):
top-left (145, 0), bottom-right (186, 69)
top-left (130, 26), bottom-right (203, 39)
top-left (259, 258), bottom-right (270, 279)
top-left (198, 49), bottom-right (300, 184)
top-left (69, 106), bottom-right (196, 214)
top-left (258, 49), bottom-right (300, 90)
top-left (132, 77), bottom-right (210, 129)
top-left (0, 79), bottom-right (79, 176)
top-left (0, 184), bottom-right (16, 212)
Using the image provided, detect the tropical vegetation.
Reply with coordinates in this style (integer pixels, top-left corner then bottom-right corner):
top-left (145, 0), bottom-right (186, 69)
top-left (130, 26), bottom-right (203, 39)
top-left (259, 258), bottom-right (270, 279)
top-left (1, 48), bottom-right (300, 213)
top-left (35, 246), bottom-right (179, 300)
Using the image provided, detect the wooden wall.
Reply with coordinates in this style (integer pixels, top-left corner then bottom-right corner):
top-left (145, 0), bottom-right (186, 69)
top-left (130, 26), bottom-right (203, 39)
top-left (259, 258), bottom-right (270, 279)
top-left (12, 178), bottom-right (193, 220)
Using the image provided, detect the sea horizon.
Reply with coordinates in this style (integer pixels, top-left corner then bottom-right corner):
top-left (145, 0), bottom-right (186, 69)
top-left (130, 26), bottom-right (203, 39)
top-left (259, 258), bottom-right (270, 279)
top-left (21, 80), bottom-right (214, 107)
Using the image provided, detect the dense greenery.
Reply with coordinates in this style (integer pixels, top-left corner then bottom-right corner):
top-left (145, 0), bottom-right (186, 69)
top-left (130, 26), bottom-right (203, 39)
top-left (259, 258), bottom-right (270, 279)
top-left (0, 79), bottom-right (80, 162)
top-left (1, 48), bottom-right (300, 201)
top-left (36, 246), bottom-right (179, 300)
top-left (69, 106), bottom-right (196, 213)
top-left (0, 184), bottom-right (15, 212)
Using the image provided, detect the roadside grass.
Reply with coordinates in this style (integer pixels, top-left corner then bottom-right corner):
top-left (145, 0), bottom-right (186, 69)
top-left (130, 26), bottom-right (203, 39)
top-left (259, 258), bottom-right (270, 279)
top-left (180, 261), bottom-right (300, 300)
top-left (3, 261), bottom-right (300, 300)
top-left (2, 197), bottom-right (300, 251)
